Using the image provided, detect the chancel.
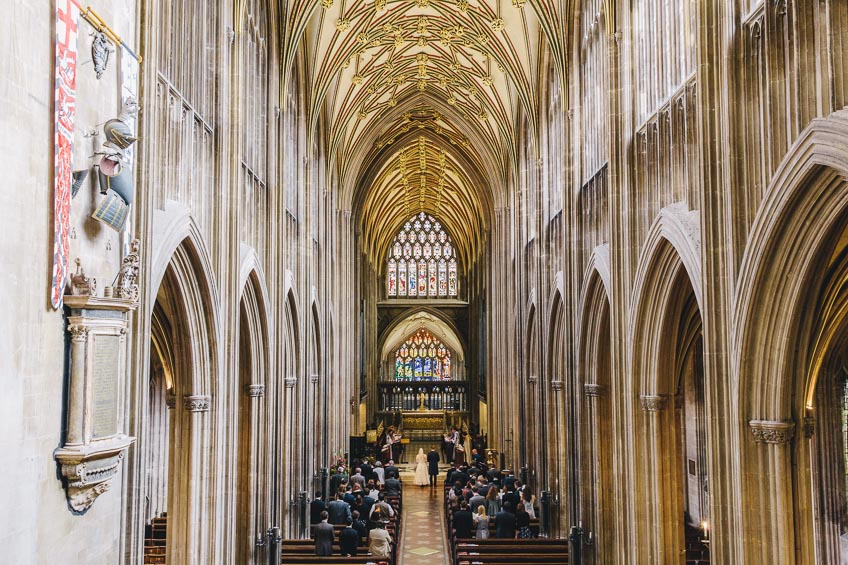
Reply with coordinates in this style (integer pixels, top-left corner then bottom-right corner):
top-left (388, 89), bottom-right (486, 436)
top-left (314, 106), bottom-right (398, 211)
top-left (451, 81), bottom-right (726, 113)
top-left (5, 0), bottom-right (848, 564)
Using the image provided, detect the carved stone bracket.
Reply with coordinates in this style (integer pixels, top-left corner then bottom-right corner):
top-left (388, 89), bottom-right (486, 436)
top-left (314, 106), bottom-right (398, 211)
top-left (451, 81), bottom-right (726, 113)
top-left (246, 384), bottom-right (265, 398)
top-left (183, 394), bottom-right (211, 412)
top-left (749, 419), bottom-right (796, 444)
top-left (584, 383), bottom-right (605, 397)
top-left (54, 435), bottom-right (134, 512)
top-left (639, 394), bottom-right (668, 411)
top-left (550, 380), bottom-right (563, 392)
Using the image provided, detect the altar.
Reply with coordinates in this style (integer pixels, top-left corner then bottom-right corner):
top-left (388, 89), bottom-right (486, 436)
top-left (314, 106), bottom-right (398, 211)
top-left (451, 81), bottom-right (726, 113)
top-left (400, 410), bottom-right (446, 459)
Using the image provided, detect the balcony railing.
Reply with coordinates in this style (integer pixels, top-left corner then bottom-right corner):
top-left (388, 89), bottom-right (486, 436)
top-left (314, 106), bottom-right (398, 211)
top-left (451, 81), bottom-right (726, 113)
top-left (377, 381), bottom-right (468, 413)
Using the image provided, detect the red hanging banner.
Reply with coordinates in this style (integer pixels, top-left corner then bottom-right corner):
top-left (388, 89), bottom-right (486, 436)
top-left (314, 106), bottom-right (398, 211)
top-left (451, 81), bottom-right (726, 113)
top-left (51, 0), bottom-right (81, 309)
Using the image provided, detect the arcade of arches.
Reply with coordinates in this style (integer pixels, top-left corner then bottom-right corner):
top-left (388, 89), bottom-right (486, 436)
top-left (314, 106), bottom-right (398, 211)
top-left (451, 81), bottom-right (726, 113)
top-left (5, 0), bottom-right (848, 563)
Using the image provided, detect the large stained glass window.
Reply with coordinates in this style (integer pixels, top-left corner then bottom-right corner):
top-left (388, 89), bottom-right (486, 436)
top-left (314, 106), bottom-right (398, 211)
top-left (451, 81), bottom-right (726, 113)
top-left (387, 212), bottom-right (458, 298)
top-left (395, 329), bottom-right (451, 381)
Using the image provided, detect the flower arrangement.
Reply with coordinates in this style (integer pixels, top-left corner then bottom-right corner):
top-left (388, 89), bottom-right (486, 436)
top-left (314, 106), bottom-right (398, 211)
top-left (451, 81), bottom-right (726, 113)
top-left (329, 449), bottom-right (348, 476)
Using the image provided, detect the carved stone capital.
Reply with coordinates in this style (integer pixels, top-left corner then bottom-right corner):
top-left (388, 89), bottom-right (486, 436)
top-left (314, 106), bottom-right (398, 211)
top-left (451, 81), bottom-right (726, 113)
top-left (246, 384), bottom-right (265, 398)
top-left (69, 324), bottom-right (89, 342)
top-left (285, 377), bottom-right (297, 389)
top-left (528, 375), bottom-right (538, 385)
top-left (183, 394), bottom-right (211, 412)
top-left (749, 420), bottom-right (796, 444)
top-left (310, 373), bottom-right (319, 384)
top-left (639, 394), bottom-right (668, 411)
top-left (584, 383), bottom-right (605, 397)
top-left (550, 380), bottom-right (563, 392)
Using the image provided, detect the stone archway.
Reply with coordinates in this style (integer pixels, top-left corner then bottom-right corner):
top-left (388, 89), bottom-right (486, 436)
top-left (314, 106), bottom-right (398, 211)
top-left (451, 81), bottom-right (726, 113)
top-left (577, 248), bottom-right (613, 564)
top-left (236, 266), bottom-right (270, 564)
top-left (629, 205), bottom-right (706, 563)
top-left (546, 283), bottom-right (567, 536)
top-left (735, 109), bottom-right (848, 564)
top-left (143, 235), bottom-right (220, 564)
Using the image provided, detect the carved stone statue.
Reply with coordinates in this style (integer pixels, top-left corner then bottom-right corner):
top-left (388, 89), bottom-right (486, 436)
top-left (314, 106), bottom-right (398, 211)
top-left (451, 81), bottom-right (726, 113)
top-left (114, 239), bottom-right (140, 303)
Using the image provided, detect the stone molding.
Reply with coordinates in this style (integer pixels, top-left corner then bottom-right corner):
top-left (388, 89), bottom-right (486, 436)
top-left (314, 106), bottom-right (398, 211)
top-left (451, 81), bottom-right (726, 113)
top-left (749, 419), bottom-right (796, 444)
top-left (639, 394), bottom-right (668, 411)
top-left (550, 380), bottom-right (563, 391)
top-left (183, 394), bottom-right (211, 412)
top-left (584, 383), bottom-right (605, 397)
top-left (246, 384), bottom-right (265, 397)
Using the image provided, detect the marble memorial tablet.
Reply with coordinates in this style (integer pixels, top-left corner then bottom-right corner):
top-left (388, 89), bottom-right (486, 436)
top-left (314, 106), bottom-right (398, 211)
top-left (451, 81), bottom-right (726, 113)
top-left (92, 334), bottom-right (120, 437)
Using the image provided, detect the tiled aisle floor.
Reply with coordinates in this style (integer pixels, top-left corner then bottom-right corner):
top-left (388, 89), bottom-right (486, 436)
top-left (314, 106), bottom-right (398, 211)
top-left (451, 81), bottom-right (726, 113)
top-left (398, 470), bottom-right (450, 565)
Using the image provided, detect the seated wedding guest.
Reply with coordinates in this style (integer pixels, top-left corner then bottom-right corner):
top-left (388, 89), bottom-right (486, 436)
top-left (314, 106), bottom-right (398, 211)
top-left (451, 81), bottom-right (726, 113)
top-left (339, 518), bottom-right (360, 556)
top-left (368, 521), bottom-right (392, 558)
top-left (313, 511), bottom-right (334, 556)
top-left (473, 505), bottom-right (490, 539)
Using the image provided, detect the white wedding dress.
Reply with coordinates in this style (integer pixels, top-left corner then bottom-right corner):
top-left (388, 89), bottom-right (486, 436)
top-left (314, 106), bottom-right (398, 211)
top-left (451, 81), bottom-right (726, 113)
top-left (413, 449), bottom-right (429, 485)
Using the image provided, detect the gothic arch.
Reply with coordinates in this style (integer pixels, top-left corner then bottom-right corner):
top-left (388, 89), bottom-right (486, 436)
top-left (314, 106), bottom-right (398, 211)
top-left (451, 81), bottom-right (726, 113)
top-left (576, 246), bottom-right (613, 564)
top-left (145, 230), bottom-right (221, 564)
top-left (734, 109), bottom-right (848, 564)
top-left (545, 284), bottom-right (567, 534)
top-left (628, 204), bottom-right (704, 563)
top-left (235, 256), bottom-right (271, 563)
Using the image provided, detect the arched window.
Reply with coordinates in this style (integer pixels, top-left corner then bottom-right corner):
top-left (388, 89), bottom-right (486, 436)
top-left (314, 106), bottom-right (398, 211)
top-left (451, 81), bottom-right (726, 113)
top-left (394, 329), bottom-right (451, 381)
top-left (387, 212), bottom-right (458, 298)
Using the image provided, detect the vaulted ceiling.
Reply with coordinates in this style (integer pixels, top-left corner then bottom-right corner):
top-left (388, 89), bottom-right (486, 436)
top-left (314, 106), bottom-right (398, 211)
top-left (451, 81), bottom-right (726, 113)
top-left (278, 0), bottom-right (580, 269)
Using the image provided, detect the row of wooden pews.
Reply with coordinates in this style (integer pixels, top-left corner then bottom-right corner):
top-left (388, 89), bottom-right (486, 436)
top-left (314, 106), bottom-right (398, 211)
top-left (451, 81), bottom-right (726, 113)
top-left (279, 494), bottom-right (402, 565)
top-left (142, 513), bottom-right (167, 565)
top-left (444, 484), bottom-right (568, 565)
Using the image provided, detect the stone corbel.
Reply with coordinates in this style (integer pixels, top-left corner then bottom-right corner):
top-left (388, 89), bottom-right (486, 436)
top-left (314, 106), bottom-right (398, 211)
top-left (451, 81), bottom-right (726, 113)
top-left (310, 373), bottom-right (319, 384)
top-left (639, 394), bottom-right (668, 411)
top-left (55, 436), bottom-right (134, 512)
top-left (285, 377), bottom-right (297, 389)
top-left (528, 375), bottom-right (538, 385)
top-left (550, 380), bottom-right (563, 392)
top-left (803, 416), bottom-right (816, 439)
top-left (246, 384), bottom-right (265, 398)
top-left (749, 419), bottom-right (796, 444)
top-left (183, 394), bottom-right (211, 412)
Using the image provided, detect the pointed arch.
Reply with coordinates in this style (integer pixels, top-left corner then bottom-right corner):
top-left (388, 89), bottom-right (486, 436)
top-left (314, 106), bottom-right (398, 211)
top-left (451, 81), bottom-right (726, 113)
top-left (734, 109), bottom-right (848, 563)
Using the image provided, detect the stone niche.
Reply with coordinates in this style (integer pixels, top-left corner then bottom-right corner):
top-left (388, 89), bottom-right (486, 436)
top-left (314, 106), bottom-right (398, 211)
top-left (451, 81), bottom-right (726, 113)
top-left (54, 294), bottom-right (137, 512)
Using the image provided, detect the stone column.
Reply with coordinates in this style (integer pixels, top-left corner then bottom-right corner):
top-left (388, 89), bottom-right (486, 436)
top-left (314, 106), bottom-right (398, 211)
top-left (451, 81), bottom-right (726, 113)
top-left (67, 324), bottom-right (89, 446)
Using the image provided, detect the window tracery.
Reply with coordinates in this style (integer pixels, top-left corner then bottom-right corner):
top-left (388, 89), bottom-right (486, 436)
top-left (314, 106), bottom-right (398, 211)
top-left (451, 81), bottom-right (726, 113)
top-left (387, 212), bottom-right (458, 298)
top-left (394, 329), bottom-right (451, 381)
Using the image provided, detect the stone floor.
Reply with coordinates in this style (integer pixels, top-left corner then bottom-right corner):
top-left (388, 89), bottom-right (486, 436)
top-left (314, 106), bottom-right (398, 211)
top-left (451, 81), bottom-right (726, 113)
top-left (398, 470), bottom-right (450, 565)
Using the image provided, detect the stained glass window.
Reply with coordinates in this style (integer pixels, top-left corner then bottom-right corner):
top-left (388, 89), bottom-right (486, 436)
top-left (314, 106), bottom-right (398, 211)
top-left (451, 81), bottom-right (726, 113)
top-left (394, 329), bottom-right (452, 381)
top-left (386, 212), bottom-right (459, 297)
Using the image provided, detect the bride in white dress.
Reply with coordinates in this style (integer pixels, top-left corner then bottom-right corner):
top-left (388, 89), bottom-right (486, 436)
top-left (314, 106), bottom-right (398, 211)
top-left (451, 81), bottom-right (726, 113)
top-left (413, 448), bottom-right (429, 486)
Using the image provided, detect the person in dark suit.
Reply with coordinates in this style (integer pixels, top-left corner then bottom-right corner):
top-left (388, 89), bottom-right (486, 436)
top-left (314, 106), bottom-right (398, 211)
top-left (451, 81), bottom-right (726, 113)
top-left (384, 460), bottom-right (399, 479)
top-left (453, 500), bottom-right (475, 539)
top-left (360, 459), bottom-right (373, 483)
top-left (310, 494), bottom-right (326, 525)
top-left (339, 518), bottom-right (360, 556)
top-left (495, 502), bottom-right (517, 538)
top-left (384, 474), bottom-right (402, 497)
top-left (351, 510), bottom-right (368, 544)
top-left (427, 446), bottom-right (440, 487)
top-left (313, 511), bottom-right (335, 556)
top-left (501, 485), bottom-right (521, 514)
top-left (329, 467), bottom-right (347, 495)
top-left (327, 493), bottom-right (352, 525)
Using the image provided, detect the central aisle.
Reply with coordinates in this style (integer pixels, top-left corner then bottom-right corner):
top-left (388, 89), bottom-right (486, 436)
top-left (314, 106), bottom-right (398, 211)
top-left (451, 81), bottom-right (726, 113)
top-left (398, 470), bottom-right (450, 565)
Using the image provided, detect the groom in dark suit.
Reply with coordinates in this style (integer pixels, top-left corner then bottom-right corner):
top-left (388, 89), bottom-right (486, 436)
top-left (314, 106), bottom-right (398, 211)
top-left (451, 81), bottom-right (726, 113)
top-left (427, 446), bottom-right (440, 487)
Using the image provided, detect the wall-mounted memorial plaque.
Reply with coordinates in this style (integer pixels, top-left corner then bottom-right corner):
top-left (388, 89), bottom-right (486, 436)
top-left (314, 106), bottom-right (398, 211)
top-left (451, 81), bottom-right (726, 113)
top-left (54, 294), bottom-right (136, 512)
